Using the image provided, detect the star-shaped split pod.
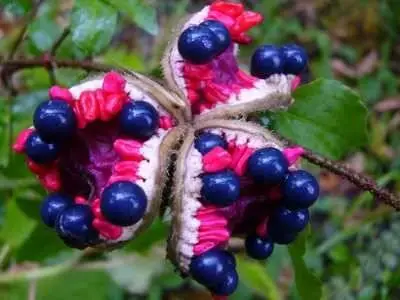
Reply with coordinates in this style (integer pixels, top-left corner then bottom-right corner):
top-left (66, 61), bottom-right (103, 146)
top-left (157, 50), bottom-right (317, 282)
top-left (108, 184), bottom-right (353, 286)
top-left (13, 71), bottom-right (188, 250)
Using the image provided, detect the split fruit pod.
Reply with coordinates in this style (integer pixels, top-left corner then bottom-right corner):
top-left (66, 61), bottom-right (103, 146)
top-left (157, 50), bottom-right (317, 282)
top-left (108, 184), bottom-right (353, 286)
top-left (13, 71), bottom-right (187, 250)
top-left (162, 1), bottom-right (299, 121)
top-left (168, 120), bottom-right (319, 296)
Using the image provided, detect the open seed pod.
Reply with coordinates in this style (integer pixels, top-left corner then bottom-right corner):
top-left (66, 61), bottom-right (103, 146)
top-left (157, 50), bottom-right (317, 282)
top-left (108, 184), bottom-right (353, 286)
top-left (163, 1), bottom-right (301, 121)
top-left (13, 71), bottom-right (187, 250)
top-left (168, 120), bottom-right (320, 297)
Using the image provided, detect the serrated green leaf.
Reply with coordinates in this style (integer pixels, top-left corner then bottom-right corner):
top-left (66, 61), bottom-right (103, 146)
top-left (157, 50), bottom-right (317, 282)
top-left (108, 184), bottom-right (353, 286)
top-left (70, 0), bottom-right (118, 56)
top-left (106, 0), bottom-right (159, 35)
top-left (274, 79), bottom-right (368, 159)
top-left (236, 256), bottom-right (281, 300)
top-left (288, 227), bottom-right (322, 300)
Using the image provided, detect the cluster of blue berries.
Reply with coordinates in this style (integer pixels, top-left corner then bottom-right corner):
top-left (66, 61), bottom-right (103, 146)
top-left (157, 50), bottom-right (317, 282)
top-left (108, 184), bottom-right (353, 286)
top-left (40, 181), bottom-right (148, 248)
top-left (25, 99), bottom-right (160, 165)
top-left (190, 249), bottom-right (238, 296)
top-left (190, 133), bottom-right (319, 294)
top-left (26, 100), bottom-right (77, 164)
top-left (41, 193), bottom-right (98, 249)
top-left (28, 97), bottom-right (158, 248)
top-left (178, 20), bottom-right (231, 64)
top-left (251, 44), bottom-right (308, 79)
top-left (245, 148), bottom-right (319, 259)
top-left (195, 133), bottom-right (241, 207)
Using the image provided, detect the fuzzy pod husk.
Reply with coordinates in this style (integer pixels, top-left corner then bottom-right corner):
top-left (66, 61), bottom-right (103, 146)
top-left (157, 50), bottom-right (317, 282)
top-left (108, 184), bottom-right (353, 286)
top-left (167, 119), bottom-right (285, 272)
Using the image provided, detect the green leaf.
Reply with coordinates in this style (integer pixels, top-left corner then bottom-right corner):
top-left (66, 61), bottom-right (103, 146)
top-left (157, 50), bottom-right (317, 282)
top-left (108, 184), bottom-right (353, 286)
top-left (102, 47), bottom-right (146, 72)
top-left (288, 228), bottom-right (323, 300)
top-left (16, 222), bottom-right (67, 262)
top-left (0, 199), bottom-right (37, 249)
top-left (2, 270), bottom-right (115, 300)
top-left (107, 251), bottom-right (166, 293)
top-left (106, 0), bottom-right (159, 35)
top-left (2, 0), bottom-right (32, 16)
top-left (27, 17), bottom-right (62, 53)
top-left (70, 0), bottom-right (118, 56)
top-left (236, 256), bottom-right (281, 300)
top-left (274, 79), bottom-right (368, 159)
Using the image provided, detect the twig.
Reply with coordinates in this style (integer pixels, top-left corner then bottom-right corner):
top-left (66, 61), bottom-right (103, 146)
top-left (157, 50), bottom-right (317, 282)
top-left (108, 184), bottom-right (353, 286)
top-left (7, 0), bottom-right (45, 60)
top-left (301, 149), bottom-right (400, 210)
top-left (46, 27), bottom-right (71, 85)
top-left (1, 59), bottom-right (112, 74)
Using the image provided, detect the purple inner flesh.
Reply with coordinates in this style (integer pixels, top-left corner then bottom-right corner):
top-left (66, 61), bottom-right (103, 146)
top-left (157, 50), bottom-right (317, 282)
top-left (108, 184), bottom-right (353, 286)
top-left (58, 121), bottom-right (121, 200)
top-left (211, 44), bottom-right (241, 85)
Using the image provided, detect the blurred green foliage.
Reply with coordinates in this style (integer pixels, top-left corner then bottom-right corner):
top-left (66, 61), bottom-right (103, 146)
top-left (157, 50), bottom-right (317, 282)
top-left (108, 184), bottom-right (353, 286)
top-left (0, 0), bottom-right (399, 299)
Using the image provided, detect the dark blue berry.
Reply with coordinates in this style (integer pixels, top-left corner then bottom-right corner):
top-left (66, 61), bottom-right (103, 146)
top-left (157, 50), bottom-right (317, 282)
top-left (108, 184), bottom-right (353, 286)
top-left (120, 101), bottom-right (159, 140)
top-left (222, 251), bottom-right (236, 267)
top-left (60, 236), bottom-right (86, 250)
top-left (269, 207), bottom-right (309, 233)
top-left (200, 20), bottom-right (231, 55)
top-left (33, 100), bottom-right (76, 143)
top-left (55, 204), bottom-right (98, 246)
top-left (178, 25), bottom-right (220, 64)
top-left (190, 249), bottom-right (233, 287)
top-left (201, 170), bottom-right (240, 206)
top-left (101, 181), bottom-right (147, 226)
top-left (283, 170), bottom-right (319, 209)
top-left (251, 45), bottom-right (284, 78)
top-left (247, 147), bottom-right (289, 184)
top-left (210, 269), bottom-right (239, 296)
top-left (194, 132), bottom-right (227, 155)
top-left (40, 193), bottom-right (73, 228)
top-left (280, 44), bottom-right (308, 75)
top-left (25, 132), bottom-right (60, 164)
top-left (268, 225), bottom-right (297, 245)
top-left (245, 235), bottom-right (274, 260)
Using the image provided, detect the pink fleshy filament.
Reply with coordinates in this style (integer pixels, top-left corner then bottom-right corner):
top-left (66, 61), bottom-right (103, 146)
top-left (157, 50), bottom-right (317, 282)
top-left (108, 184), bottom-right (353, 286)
top-left (283, 146), bottom-right (305, 165)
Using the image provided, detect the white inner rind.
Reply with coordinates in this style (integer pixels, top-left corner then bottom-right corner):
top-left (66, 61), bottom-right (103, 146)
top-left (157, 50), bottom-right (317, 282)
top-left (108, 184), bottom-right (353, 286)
top-left (169, 6), bottom-right (295, 114)
top-left (69, 78), bottom-right (172, 244)
top-left (177, 128), bottom-right (282, 272)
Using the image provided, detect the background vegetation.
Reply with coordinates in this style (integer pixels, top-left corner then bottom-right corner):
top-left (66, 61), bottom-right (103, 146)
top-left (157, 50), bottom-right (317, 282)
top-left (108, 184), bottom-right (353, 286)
top-left (0, 0), bottom-right (399, 299)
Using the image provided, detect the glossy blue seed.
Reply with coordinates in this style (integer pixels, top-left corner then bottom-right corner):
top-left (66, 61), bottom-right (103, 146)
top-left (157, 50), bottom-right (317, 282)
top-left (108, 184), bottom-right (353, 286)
top-left (60, 236), bottom-right (86, 250)
top-left (194, 132), bottom-right (227, 155)
top-left (210, 269), bottom-right (239, 296)
top-left (190, 249), bottom-right (233, 287)
top-left (251, 45), bottom-right (284, 78)
top-left (55, 204), bottom-right (98, 246)
top-left (222, 250), bottom-right (236, 267)
top-left (247, 147), bottom-right (289, 184)
top-left (281, 44), bottom-right (308, 75)
top-left (25, 132), bottom-right (60, 164)
top-left (283, 170), bottom-right (320, 209)
top-left (178, 25), bottom-right (220, 64)
top-left (269, 207), bottom-right (309, 233)
top-left (120, 101), bottom-right (159, 140)
top-left (33, 100), bottom-right (76, 143)
top-left (268, 225), bottom-right (298, 245)
top-left (245, 235), bottom-right (274, 260)
top-left (201, 170), bottom-right (241, 206)
top-left (101, 181), bottom-right (147, 226)
top-left (40, 193), bottom-right (73, 228)
top-left (200, 20), bottom-right (231, 55)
